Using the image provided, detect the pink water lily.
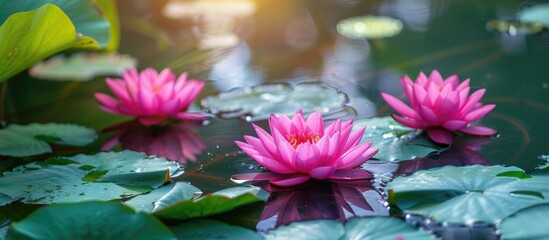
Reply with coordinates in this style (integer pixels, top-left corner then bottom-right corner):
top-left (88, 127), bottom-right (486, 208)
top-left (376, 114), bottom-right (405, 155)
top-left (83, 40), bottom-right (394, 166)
top-left (381, 70), bottom-right (497, 144)
top-left (234, 110), bottom-right (378, 187)
top-left (95, 67), bottom-right (205, 125)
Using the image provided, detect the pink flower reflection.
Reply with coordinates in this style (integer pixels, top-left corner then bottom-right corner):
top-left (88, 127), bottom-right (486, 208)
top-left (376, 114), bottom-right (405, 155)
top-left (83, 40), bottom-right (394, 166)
top-left (257, 181), bottom-right (385, 231)
top-left (396, 137), bottom-right (492, 176)
top-left (234, 110), bottom-right (378, 187)
top-left (102, 120), bottom-right (205, 163)
top-left (381, 70), bottom-right (497, 144)
top-left (95, 67), bottom-right (205, 126)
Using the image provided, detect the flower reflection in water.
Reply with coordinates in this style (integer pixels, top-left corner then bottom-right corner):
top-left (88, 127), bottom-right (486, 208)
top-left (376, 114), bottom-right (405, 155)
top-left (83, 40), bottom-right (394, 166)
top-left (102, 120), bottom-right (205, 164)
top-left (256, 180), bottom-right (387, 231)
top-left (396, 137), bottom-right (492, 176)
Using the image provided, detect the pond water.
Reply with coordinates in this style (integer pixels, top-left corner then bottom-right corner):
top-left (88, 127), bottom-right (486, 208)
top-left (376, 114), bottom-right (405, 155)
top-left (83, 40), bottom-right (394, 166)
top-left (2, 0), bottom-right (549, 239)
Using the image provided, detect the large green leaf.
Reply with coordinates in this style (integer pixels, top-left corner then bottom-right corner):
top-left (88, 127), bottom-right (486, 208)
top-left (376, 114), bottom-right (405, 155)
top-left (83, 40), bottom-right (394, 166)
top-left (0, 123), bottom-right (97, 157)
top-left (498, 203), bottom-right (549, 239)
top-left (6, 201), bottom-right (175, 240)
top-left (264, 217), bottom-right (434, 240)
top-left (125, 182), bottom-right (200, 212)
top-left (0, 151), bottom-right (177, 205)
top-left (0, 4), bottom-right (92, 83)
top-left (519, 3), bottom-right (549, 28)
top-left (170, 219), bottom-right (262, 240)
top-left (386, 165), bottom-right (549, 224)
top-left (353, 116), bottom-right (445, 161)
top-left (152, 186), bottom-right (269, 220)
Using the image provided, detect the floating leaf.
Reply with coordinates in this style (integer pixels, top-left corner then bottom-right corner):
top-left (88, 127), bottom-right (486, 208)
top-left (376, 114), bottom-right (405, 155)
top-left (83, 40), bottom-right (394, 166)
top-left (264, 217), bottom-right (434, 240)
top-left (170, 219), bottom-right (261, 240)
top-left (0, 123), bottom-right (97, 157)
top-left (201, 83), bottom-right (348, 121)
top-left (125, 182), bottom-right (201, 212)
top-left (6, 201), bottom-right (175, 240)
top-left (337, 16), bottom-right (403, 39)
top-left (353, 116), bottom-right (445, 161)
top-left (29, 53), bottom-right (137, 81)
top-left (386, 165), bottom-right (548, 224)
top-left (0, 195), bottom-right (11, 207)
top-left (152, 186), bottom-right (269, 220)
top-left (498, 203), bottom-right (549, 239)
top-left (0, 151), bottom-right (178, 205)
top-left (519, 3), bottom-right (549, 29)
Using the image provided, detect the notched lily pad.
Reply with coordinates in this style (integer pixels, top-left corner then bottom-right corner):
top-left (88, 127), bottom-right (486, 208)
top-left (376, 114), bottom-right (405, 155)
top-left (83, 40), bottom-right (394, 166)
top-left (6, 201), bottom-right (175, 240)
top-left (264, 217), bottom-right (434, 240)
top-left (29, 53), bottom-right (137, 81)
top-left (353, 116), bottom-right (445, 161)
top-left (0, 123), bottom-right (97, 157)
top-left (128, 184), bottom-right (268, 220)
top-left (201, 83), bottom-right (348, 121)
top-left (337, 16), bottom-right (403, 40)
top-left (0, 151), bottom-right (178, 205)
top-left (386, 165), bottom-right (549, 224)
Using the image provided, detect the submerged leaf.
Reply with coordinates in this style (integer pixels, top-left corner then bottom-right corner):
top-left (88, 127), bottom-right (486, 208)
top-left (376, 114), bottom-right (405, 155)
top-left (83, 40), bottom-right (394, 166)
top-left (0, 151), bottom-right (178, 205)
top-left (170, 219), bottom-right (262, 240)
top-left (353, 116), bottom-right (446, 161)
top-left (29, 53), bottom-right (137, 81)
top-left (386, 165), bottom-right (549, 224)
top-left (0, 123), bottom-right (97, 157)
top-left (498, 203), bottom-right (549, 239)
top-left (6, 201), bottom-right (175, 240)
top-left (201, 83), bottom-right (348, 121)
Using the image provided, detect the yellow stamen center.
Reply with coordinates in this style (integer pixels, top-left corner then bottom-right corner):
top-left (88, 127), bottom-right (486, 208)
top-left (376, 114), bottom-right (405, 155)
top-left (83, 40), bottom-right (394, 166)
top-left (287, 133), bottom-right (320, 148)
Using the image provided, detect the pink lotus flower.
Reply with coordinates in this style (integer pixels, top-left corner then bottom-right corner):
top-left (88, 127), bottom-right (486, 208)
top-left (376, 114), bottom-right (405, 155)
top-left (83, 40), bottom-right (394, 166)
top-left (95, 67), bottom-right (205, 125)
top-left (234, 110), bottom-right (378, 187)
top-left (381, 70), bottom-right (497, 144)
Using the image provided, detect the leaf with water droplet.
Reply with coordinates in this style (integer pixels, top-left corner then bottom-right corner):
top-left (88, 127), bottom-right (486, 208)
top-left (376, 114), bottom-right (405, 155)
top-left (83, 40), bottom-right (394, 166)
top-left (201, 83), bottom-right (348, 121)
top-left (353, 116), bottom-right (446, 161)
top-left (0, 123), bottom-right (97, 157)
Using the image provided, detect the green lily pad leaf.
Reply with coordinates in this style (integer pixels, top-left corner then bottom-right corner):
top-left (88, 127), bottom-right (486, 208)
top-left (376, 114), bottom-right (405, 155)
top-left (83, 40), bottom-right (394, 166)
top-left (29, 53), bottom-right (137, 81)
top-left (6, 201), bottom-right (175, 240)
top-left (0, 151), bottom-right (178, 205)
top-left (519, 3), bottom-right (549, 29)
top-left (170, 219), bottom-right (262, 240)
top-left (0, 4), bottom-right (96, 83)
top-left (264, 217), bottom-right (433, 240)
top-left (125, 182), bottom-right (201, 212)
top-left (386, 165), bottom-right (548, 224)
top-left (153, 186), bottom-right (269, 220)
top-left (0, 123), bottom-right (97, 157)
top-left (353, 116), bottom-right (445, 161)
top-left (0, 195), bottom-right (11, 207)
top-left (201, 83), bottom-right (348, 121)
top-left (498, 203), bottom-right (549, 239)
top-left (265, 220), bottom-right (344, 240)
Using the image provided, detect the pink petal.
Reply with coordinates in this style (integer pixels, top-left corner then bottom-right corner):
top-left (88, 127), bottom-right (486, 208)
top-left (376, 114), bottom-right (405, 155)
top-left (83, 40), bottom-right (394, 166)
top-left (236, 142), bottom-right (295, 174)
top-left (139, 116), bottom-right (167, 126)
top-left (253, 125), bottom-right (278, 155)
top-left (429, 70), bottom-right (444, 85)
top-left (295, 143), bottom-right (320, 172)
top-left (337, 143), bottom-right (371, 169)
top-left (137, 88), bottom-right (158, 114)
top-left (174, 112), bottom-right (206, 121)
top-left (156, 68), bottom-right (175, 86)
top-left (465, 104), bottom-right (495, 122)
top-left (329, 169), bottom-right (372, 180)
top-left (413, 84), bottom-right (428, 106)
top-left (459, 126), bottom-right (497, 136)
top-left (341, 127), bottom-right (365, 153)
top-left (106, 79), bottom-right (132, 104)
top-left (444, 75), bottom-right (459, 88)
top-left (309, 166), bottom-right (337, 179)
top-left (392, 114), bottom-right (423, 129)
top-left (418, 105), bottom-right (440, 125)
top-left (416, 72), bottom-right (428, 87)
top-left (381, 93), bottom-right (416, 119)
top-left (426, 128), bottom-right (455, 144)
top-left (232, 172), bottom-right (279, 181)
top-left (305, 112), bottom-right (324, 135)
top-left (175, 72), bottom-right (189, 91)
top-left (456, 79), bottom-right (470, 91)
top-left (458, 89), bottom-right (486, 116)
top-left (290, 110), bottom-right (308, 133)
top-left (95, 93), bottom-right (121, 113)
top-left (442, 120), bottom-right (468, 130)
top-left (270, 174), bottom-right (311, 187)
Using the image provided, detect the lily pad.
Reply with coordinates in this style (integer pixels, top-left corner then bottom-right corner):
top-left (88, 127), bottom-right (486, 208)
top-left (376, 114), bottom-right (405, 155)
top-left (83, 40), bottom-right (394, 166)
top-left (125, 182), bottom-right (201, 212)
top-left (201, 83), bottom-right (348, 121)
top-left (386, 165), bottom-right (549, 224)
top-left (498, 203), bottom-right (549, 239)
top-left (0, 123), bottom-right (97, 157)
top-left (6, 201), bottom-right (175, 240)
top-left (337, 16), bottom-right (403, 39)
top-left (0, 151), bottom-right (177, 205)
top-left (264, 217), bottom-right (434, 240)
top-left (353, 116), bottom-right (445, 161)
top-left (170, 219), bottom-right (262, 240)
top-left (519, 3), bottom-right (549, 28)
top-left (152, 186), bottom-right (269, 220)
top-left (29, 53), bottom-right (137, 81)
